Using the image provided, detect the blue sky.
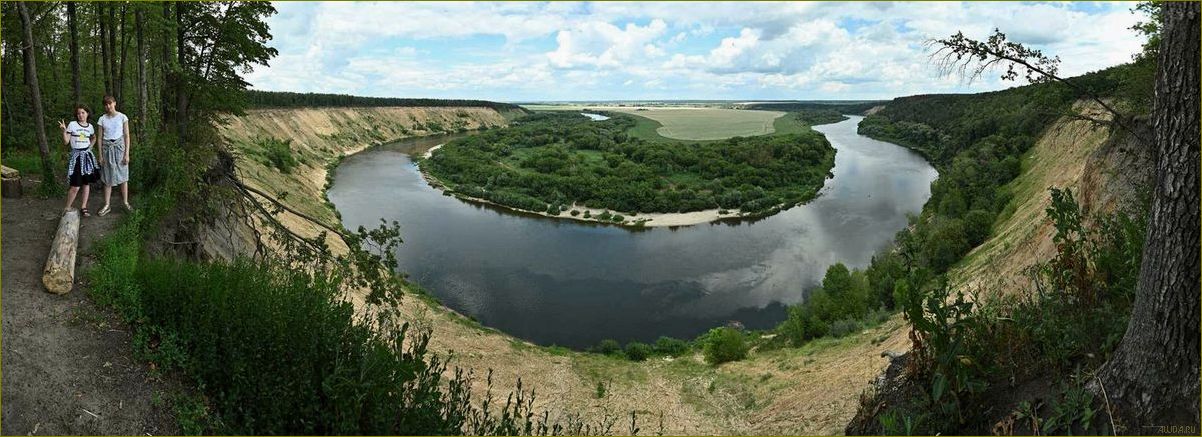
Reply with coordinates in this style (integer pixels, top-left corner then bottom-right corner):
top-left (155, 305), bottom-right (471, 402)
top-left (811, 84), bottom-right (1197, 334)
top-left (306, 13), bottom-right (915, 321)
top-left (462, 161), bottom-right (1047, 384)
top-left (246, 1), bottom-right (1147, 102)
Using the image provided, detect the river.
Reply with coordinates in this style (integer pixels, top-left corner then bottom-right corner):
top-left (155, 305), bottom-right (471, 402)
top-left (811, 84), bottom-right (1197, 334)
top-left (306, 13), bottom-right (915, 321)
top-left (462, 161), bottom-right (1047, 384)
top-left (327, 115), bottom-right (938, 348)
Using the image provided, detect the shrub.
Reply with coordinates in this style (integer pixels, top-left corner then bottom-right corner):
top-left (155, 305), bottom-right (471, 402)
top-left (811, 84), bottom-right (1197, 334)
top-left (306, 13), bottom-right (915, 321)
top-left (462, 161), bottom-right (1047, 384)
top-left (828, 319), bottom-right (862, 338)
top-left (260, 138), bottom-right (298, 173)
top-left (88, 219), bottom-right (629, 435)
top-left (653, 336), bottom-right (690, 356)
top-left (624, 342), bottom-right (652, 361)
top-left (703, 327), bottom-right (748, 365)
top-left (570, 210), bottom-right (580, 216)
top-left (592, 339), bottom-right (621, 356)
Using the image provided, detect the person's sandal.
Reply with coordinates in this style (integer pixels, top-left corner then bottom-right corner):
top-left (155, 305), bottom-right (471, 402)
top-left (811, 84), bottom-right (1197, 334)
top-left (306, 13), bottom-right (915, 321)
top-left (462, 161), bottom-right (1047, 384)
top-left (98, 205), bottom-right (111, 216)
top-left (81, 207), bottom-right (91, 217)
top-left (123, 203), bottom-right (134, 212)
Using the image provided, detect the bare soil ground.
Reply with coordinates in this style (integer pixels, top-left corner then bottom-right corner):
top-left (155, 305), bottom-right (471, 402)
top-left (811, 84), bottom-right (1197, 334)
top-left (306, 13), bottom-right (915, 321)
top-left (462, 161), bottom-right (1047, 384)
top-left (2, 180), bottom-right (179, 435)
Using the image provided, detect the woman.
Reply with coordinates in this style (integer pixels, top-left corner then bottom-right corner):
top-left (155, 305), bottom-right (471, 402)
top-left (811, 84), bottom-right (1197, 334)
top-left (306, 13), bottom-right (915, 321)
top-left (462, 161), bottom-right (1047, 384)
top-left (59, 104), bottom-right (101, 216)
top-left (97, 95), bottom-right (132, 215)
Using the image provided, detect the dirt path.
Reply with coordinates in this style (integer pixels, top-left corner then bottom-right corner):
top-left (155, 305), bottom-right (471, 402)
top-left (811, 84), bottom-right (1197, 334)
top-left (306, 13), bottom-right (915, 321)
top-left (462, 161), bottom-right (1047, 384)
top-left (2, 181), bottom-right (178, 435)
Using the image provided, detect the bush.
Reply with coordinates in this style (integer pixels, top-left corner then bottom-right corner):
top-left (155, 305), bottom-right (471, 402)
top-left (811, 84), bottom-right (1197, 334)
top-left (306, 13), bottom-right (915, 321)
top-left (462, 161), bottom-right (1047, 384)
top-left (592, 339), bottom-right (621, 356)
top-left (702, 327), bottom-right (748, 365)
top-left (653, 336), bottom-right (690, 356)
top-left (624, 342), bottom-right (652, 361)
top-left (828, 319), bottom-right (862, 338)
top-left (260, 138), bottom-right (298, 173)
top-left (88, 220), bottom-right (629, 435)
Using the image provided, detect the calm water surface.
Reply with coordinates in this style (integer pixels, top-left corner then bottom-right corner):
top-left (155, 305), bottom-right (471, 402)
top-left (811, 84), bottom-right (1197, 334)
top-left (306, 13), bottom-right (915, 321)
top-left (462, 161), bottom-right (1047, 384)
top-left (327, 116), bottom-right (937, 348)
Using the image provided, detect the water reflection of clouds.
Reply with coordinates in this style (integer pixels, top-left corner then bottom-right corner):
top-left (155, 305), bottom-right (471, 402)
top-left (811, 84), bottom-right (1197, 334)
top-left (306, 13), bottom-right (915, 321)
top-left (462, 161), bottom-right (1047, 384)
top-left (328, 115), bottom-right (938, 347)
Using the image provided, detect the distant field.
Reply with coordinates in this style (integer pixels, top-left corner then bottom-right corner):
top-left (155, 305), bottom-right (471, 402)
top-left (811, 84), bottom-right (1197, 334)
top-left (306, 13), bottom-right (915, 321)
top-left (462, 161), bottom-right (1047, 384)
top-left (611, 108), bottom-right (785, 140)
top-left (521, 104), bottom-right (786, 141)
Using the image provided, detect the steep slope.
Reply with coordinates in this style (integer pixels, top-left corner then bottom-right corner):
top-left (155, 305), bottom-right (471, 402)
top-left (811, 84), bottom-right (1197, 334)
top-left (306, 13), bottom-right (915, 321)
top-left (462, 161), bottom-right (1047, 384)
top-left (213, 106), bottom-right (514, 254)
top-left (950, 103), bottom-right (1152, 294)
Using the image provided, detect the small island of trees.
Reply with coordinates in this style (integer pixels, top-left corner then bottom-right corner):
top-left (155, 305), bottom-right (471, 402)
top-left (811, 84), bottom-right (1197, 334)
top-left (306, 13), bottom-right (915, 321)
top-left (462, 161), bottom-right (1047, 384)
top-left (421, 112), bottom-right (837, 219)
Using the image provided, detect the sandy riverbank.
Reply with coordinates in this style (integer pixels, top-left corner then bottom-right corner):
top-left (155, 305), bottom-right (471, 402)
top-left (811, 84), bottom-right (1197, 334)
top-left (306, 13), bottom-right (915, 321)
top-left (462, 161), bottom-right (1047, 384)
top-left (420, 143), bottom-right (444, 159)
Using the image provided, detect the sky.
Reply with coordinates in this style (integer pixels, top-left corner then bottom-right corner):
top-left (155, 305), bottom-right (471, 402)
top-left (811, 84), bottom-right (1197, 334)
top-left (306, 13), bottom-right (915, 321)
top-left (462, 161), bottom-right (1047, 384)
top-left (245, 1), bottom-right (1147, 102)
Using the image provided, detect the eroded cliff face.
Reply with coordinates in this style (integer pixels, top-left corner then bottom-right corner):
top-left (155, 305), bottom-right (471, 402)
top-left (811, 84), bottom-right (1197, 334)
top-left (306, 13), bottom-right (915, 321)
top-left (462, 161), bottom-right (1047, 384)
top-left (949, 101), bottom-right (1153, 297)
top-left (196, 106), bottom-right (515, 259)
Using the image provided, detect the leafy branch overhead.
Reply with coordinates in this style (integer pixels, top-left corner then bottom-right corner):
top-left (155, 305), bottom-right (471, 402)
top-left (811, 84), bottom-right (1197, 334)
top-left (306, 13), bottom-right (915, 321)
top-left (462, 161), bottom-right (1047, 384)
top-left (930, 28), bottom-right (1146, 143)
top-left (930, 29), bottom-right (1061, 84)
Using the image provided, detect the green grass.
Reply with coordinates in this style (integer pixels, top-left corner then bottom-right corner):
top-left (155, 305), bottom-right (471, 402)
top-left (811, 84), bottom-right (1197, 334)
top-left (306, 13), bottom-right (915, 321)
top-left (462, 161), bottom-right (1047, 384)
top-left (2, 147), bottom-right (67, 196)
top-left (608, 108), bottom-right (784, 141)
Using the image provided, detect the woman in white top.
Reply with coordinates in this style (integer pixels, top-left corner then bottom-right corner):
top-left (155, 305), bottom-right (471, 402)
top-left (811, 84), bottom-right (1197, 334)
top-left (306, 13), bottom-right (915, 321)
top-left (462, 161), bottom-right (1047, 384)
top-left (58, 103), bottom-right (101, 216)
top-left (97, 95), bottom-right (132, 216)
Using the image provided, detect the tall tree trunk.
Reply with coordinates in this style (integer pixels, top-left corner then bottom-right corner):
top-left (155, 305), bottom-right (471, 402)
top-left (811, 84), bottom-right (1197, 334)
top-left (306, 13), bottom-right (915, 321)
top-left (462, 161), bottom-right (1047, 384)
top-left (160, 1), bottom-right (172, 128)
top-left (17, 3), bottom-right (56, 186)
top-left (118, 3), bottom-right (129, 104)
top-left (91, 6), bottom-right (98, 89)
top-left (175, 2), bottom-right (188, 144)
top-left (107, 3), bottom-right (118, 100)
top-left (1099, 1), bottom-right (1201, 430)
top-left (137, 6), bottom-right (148, 141)
top-left (67, 1), bottom-right (81, 105)
top-left (99, 3), bottom-right (112, 96)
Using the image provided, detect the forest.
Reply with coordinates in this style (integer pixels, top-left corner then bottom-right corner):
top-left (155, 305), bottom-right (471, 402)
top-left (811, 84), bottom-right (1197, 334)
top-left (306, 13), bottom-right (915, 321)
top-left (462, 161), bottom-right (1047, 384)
top-left (770, 60), bottom-right (1154, 352)
top-left (422, 112), bottom-right (837, 216)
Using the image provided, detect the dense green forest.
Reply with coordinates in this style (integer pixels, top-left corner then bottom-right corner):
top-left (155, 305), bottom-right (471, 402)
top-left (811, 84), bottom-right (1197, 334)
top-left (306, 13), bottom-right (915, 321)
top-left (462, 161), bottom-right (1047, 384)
top-left (770, 61), bottom-right (1152, 352)
top-left (743, 100), bottom-right (883, 114)
top-left (785, 109), bottom-right (849, 127)
top-left (422, 112), bottom-right (836, 217)
top-left (244, 90), bottom-right (527, 112)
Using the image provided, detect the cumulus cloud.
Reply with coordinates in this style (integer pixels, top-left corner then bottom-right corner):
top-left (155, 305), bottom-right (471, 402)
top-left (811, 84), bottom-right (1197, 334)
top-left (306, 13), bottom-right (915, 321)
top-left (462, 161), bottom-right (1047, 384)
top-left (247, 1), bottom-right (1145, 100)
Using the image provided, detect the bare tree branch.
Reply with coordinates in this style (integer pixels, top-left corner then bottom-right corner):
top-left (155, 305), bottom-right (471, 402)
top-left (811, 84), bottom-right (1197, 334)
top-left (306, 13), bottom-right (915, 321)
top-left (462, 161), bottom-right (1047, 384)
top-left (929, 29), bottom-right (1150, 144)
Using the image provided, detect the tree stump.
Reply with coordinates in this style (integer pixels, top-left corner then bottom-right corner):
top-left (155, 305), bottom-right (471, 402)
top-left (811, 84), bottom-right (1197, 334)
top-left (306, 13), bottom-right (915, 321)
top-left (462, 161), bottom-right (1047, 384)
top-left (1, 165), bottom-right (21, 198)
top-left (2, 177), bottom-right (21, 198)
top-left (43, 209), bottom-right (81, 294)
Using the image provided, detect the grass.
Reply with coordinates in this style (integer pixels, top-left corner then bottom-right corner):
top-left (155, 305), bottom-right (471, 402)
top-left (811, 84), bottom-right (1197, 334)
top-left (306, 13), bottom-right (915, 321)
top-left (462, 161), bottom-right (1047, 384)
top-left (607, 107), bottom-right (785, 141)
top-left (3, 147), bottom-right (68, 196)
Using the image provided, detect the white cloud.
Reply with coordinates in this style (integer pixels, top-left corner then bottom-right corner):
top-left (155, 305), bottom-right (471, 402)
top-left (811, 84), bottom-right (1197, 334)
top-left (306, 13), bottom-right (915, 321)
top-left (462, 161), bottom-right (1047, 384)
top-left (248, 1), bottom-right (1146, 100)
top-left (547, 19), bottom-right (668, 69)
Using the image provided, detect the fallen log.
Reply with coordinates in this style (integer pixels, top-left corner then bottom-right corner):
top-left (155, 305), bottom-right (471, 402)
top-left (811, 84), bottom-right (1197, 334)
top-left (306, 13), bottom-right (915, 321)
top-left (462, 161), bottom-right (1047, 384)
top-left (42, 209), bottom-right (80, 294)
top-left (1, 165), bottom-right (19, 179)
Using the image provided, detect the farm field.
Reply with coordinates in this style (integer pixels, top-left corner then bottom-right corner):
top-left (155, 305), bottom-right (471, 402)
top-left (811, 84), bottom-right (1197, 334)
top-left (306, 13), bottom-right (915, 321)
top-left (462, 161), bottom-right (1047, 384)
top-left (610, 107), bottom-right (785, 140)
top-left (521, 104), bottom-right (786, 141)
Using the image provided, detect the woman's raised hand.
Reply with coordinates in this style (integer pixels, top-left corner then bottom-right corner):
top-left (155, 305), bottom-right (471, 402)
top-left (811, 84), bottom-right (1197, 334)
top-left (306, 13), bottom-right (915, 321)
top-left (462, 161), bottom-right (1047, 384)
top-left (58, 119), bottom-right (66, 131)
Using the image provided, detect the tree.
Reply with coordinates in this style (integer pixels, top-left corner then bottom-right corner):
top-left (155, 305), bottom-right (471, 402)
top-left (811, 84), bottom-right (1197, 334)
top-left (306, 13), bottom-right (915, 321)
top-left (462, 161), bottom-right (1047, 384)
top-left (67, 2), bottom-right (81, 105)
top-left (136, 6), bottom-right (148, 143)
top-left (1097, 2), bottom-right (1199, 427)
top-left (99, 2), bottom-right (112, 96)
top-left (16, 2), bottom-right (55, 188)
top-left (932, 4), bottom-right (1200, 426)
top-left (171, 2), bottom-right (279, 143)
